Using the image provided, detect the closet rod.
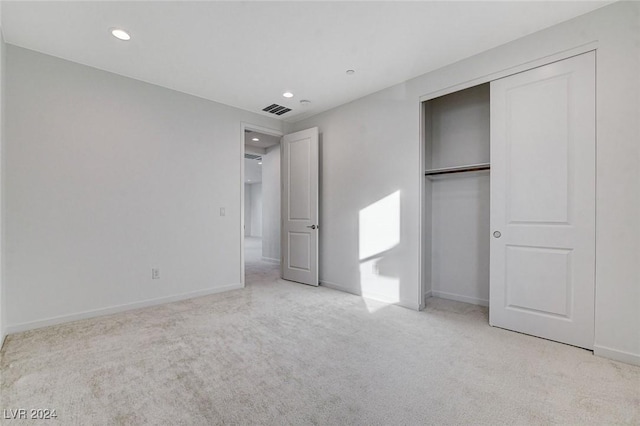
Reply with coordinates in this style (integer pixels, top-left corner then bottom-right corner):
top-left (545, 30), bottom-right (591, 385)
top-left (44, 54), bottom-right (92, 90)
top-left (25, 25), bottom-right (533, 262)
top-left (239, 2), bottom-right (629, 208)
top-left (424, 163), bottom-right (490, 177)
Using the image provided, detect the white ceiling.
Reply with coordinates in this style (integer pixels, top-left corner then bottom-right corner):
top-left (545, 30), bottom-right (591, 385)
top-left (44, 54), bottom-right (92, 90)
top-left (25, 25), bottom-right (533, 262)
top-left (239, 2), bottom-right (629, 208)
top-left (1, 1), bottom-right (610, 122)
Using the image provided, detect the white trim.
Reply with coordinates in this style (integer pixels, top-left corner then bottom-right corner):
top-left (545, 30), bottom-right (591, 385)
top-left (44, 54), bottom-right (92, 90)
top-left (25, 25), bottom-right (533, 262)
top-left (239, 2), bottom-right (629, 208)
top-left (261, 256), bottom-right (280, 264)
top-left (431, 290), bottom-right (489, 307)
top-left (320, 279), bottom-right (359, 295)
top-left (5, 283), bottom-right (243, 335)
top-left (419, 41), bottom-right (598, 102)
top-left (594, 345), bottom-right (640, 366)
top-left (241, 122), bottom-right (283, 138)
top-left (418, 101), bottom-right (426, 311)
top-left (279, 138), bottom-right (285, 280)
top-left (240, 122), bottom-right (284, 289)
top-left (240, 124), bottom-right (246, 288)
top-left (397, 299), bottom-right (421, 311)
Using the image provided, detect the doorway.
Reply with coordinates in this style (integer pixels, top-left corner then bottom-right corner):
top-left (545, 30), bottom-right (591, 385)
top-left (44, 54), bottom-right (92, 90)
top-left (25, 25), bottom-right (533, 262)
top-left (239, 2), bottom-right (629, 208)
top-left (241, 124), bottom-right (283, 286)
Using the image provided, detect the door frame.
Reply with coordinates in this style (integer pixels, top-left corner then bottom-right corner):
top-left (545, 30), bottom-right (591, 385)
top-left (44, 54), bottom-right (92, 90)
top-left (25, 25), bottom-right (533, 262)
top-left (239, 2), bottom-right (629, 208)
top-left (417, 41), bottom-right (599, 310)
top-left (240, 122), bottom-right (284, 287)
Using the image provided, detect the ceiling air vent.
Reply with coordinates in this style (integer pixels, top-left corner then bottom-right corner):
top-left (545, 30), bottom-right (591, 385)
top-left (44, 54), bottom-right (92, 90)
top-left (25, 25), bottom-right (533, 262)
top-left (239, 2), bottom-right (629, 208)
top-left (262, 104), bottom-right (292, 116)
top-left (244, 153), bottom-right (262, 161)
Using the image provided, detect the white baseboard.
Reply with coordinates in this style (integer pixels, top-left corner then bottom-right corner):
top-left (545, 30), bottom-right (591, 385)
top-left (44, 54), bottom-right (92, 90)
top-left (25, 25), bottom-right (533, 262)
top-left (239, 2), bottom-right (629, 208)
top-left (320, 279), bottom-right (359, 295)
top-left (594, 344), bottom-right (640, 366)
top-left (261, 256), bottom-right (280, 264)
top-left (320, 280), bottom-right (420, 310)
top-left (397, 299), bottom-right (421, 311)
top-left (431, 290), bottom-right (489, 307)
top-left (5, 283), bottom-right (243, 335)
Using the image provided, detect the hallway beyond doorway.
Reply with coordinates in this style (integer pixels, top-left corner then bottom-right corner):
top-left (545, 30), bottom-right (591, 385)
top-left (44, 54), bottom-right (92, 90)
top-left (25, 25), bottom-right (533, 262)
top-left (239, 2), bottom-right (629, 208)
top-left (244, 237), bottom-right (279, 285)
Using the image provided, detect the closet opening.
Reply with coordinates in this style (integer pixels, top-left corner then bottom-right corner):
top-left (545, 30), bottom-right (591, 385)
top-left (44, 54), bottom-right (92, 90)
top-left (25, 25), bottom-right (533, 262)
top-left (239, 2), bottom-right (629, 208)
top-left (421, 83), bottom-right (491, 309)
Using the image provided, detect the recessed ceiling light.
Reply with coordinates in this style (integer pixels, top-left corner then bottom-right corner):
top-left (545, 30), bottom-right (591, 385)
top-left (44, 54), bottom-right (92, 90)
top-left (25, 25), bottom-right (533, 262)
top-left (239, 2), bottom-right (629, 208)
top-left (111, 28), bottom-right (131, 41)
top-left (283, 92), bottom-right (294, 98)
top-left (252, 138), bottom-right (259, 141)
top-left (258, 162), bottom-right (262, 165)
top-left (346, 69), bottom-right (355, 75)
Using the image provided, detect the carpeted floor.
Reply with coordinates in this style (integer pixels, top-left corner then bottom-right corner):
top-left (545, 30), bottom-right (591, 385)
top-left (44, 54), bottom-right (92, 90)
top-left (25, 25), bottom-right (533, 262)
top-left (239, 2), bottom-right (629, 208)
top-left (1, 242), bottom-right (639, 425)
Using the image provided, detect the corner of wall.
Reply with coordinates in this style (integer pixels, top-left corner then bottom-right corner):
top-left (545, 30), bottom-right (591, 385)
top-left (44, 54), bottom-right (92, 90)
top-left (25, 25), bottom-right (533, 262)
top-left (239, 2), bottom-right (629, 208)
top-left (281, 121), bottom-right (295, 135)
top-left (0, 21), bottom-right (6, 349)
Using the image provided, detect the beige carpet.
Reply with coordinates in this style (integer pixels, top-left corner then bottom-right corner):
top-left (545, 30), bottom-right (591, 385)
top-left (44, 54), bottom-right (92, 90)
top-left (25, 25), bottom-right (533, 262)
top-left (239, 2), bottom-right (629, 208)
top-left (1, 252), bottom-right (639, 425)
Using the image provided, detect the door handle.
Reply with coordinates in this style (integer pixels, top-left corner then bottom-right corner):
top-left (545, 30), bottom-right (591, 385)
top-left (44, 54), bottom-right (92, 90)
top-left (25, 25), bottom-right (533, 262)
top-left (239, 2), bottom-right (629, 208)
top-left (493, 231), bottom-right (501, 238)
top-left (307, 225), bottom-right (317, 230)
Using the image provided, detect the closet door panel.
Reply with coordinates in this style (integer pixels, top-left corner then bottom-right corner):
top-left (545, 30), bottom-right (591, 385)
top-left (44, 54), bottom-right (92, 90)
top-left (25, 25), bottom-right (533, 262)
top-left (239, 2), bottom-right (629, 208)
top-left (490, 52), bottom-right (595, 349)
top-left (506, 75), bottom-right (570, 224)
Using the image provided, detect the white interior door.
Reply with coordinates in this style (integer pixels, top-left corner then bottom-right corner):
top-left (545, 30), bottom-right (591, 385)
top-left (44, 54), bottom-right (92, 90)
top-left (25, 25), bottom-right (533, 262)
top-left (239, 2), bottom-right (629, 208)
top-left (281, 127), bottom-right (319, 286)
top-left (490, 52), bottom-right (596, 349)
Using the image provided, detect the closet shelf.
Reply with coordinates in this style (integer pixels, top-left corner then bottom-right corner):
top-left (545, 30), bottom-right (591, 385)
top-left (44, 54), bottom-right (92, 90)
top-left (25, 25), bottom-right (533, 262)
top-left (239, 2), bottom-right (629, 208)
top-left (424, 162), bottom-right (490, 177)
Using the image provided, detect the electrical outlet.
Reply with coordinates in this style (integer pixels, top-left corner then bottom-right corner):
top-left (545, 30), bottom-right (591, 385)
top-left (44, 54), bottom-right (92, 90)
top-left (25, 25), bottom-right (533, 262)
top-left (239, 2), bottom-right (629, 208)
top-left (220, 207), bottom-right (226, 217)
top-left (152, 268), bottom-right (160, 280)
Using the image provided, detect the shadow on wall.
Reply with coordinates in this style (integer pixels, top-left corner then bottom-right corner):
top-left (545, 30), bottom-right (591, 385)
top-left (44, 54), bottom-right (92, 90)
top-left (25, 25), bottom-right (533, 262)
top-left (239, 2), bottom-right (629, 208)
top-left (358, 190), bottom-right (401, 311)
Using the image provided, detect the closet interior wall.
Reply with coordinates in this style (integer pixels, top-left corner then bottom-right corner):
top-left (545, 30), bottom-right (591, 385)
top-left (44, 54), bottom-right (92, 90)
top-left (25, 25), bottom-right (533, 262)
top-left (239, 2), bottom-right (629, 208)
top-left (424, 83), bottom-right (491, 307)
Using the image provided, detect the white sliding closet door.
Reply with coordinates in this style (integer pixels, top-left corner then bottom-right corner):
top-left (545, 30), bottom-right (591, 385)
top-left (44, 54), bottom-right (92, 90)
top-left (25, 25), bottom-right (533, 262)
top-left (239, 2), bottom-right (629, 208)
top-left (489, 52), bottom-right (595, 349)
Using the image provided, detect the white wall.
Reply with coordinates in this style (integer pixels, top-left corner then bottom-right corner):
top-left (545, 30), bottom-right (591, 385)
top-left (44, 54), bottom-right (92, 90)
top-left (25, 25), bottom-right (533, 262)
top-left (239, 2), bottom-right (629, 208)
top-left (293, 88), bottom-right (422, 308)
top-left (430, 175), bottom-right (490, 305)
top-left (244, 183), bottom-right (252, 237)
top-left (261, 144), bottom-right (280, 262)
top-left (427, 84), bottom-right (490, 169)
top-left (428, 84), bottom-right (490, 306)
top-left (249, 183), bottom-right (262, 237)
top-left (293, 2), bottom-right (640, 364)
top-left (4, 45), bottom-right (282, 332)
top-left (0, 12), bottom-right (5, 347)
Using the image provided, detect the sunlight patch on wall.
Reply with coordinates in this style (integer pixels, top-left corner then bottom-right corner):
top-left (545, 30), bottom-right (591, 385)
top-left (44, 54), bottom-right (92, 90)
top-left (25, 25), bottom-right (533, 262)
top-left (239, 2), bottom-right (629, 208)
top-left (358, 190), bottom-right (401, 310)
top-left (359, 259), bottom-right (400, 309)
top-left (359, 191), bottom-right (400, 260)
